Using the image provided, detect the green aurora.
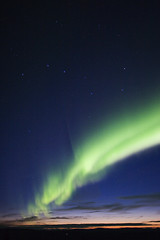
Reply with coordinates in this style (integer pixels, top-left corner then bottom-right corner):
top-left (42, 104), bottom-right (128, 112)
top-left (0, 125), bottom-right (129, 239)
top-left (28, 99), bottom-right (160, 216)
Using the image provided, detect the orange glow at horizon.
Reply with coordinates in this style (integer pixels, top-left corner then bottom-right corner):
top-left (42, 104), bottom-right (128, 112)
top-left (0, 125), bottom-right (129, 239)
top-left (3, 220), bottom-right (160, 229)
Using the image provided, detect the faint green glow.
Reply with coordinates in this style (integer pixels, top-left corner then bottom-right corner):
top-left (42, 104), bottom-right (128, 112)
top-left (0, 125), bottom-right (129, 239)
top-left (28, 100), bottom-right (160, 215)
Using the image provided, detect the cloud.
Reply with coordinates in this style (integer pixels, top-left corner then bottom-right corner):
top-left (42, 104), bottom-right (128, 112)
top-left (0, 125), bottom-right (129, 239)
top-left (57, 202), bottom-right (144, 213)
top-left (55, 192), bottom-right (160, 214)
top-left (119, 193), bottom-right (160, 201)
top-left (0, 216), bottom-right (40, 227)
top-left (50, 216), bottom-right (87, 220)
top-left (149, 220), bottom-right (160, 223)
top-left (107, 204), bottom-right (144, 212)
top-left (1, 213), bottom-right (19, 218)
top-left (17, 216), bottom-right (38, 222)
top-left (57, 203), bottom-right (119, 212)
top-left (50, 216), bottom-right (70, 220)
top-left (119, 193), bottom-right (160, 209)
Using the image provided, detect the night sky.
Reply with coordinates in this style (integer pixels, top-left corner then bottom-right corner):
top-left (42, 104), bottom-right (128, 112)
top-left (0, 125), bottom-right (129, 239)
top-left (0, 1), bottom-right (160, 228)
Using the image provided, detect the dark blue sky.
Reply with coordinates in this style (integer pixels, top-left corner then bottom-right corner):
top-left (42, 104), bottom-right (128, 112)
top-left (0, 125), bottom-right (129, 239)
top-left (0, 0), bottom-right (160, 227)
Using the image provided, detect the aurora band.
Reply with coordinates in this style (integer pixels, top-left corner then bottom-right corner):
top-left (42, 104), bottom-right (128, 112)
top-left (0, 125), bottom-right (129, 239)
top-left (28, 99), bottom-right (160, 216)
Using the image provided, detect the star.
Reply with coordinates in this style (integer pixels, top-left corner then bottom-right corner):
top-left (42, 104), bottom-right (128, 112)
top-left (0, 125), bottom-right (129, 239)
top-left (46, 64), bottom-right (50, 68)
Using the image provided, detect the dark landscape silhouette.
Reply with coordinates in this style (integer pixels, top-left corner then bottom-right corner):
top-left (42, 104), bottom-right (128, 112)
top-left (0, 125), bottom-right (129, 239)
top-left (0, 226), bottom-right (160, 240)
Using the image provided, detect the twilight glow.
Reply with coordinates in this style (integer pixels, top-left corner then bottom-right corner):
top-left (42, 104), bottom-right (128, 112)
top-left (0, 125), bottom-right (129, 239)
top-left (28, 100), bottom-right (160, 216)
